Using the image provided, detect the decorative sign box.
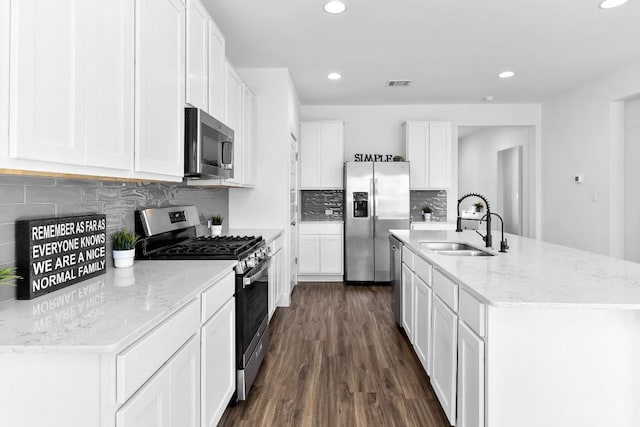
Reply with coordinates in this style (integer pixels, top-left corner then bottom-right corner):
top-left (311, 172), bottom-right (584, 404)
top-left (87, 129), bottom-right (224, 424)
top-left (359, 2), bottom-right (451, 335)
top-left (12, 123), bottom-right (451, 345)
top-left (16, 214), bottom-right (107, 300)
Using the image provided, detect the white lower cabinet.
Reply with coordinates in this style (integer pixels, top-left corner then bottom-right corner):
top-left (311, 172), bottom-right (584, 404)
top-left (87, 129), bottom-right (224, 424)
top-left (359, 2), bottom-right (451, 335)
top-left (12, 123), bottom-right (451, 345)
top-left (201, 297), bottom-right (235, 427)
top-left (298, 223), bottom-right (344, 278)
top-left (431, 295), bottom-right (458, 426)
top-left (268, 235), bottom-right (285, 319)
top-left (401, 263), bottom-right (415, 341)
top-left (117, 334), bottom-right (200, 427)
top-left (413, 274), bottom-right (432, 374)
top-left (457, 320), bottom-right (485, 427)
top-left (298, 235), bottom-right (320, 274)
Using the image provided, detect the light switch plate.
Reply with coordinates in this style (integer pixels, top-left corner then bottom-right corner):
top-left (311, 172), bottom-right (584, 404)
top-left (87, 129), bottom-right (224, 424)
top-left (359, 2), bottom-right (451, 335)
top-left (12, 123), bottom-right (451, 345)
top-left (325, 209), bottom-right (333, 215)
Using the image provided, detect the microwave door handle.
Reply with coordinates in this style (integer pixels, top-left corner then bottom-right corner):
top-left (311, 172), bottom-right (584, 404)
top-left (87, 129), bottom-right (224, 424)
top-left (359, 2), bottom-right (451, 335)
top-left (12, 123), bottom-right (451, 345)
top-left (222, 140), bottom-right (233, 167)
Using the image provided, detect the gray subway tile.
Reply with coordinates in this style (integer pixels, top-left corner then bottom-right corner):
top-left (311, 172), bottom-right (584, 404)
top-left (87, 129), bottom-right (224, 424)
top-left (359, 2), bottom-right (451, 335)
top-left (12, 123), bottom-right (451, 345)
top-left (0, 203), bottom-right (55, 224)
top-left (0, 186), bottom-right (25, 204)
top-left (26, 185), bottom-right (82, 204)
top-left (0, 175), bottom-right (55, 186)
top-left (0, 242), bottom-right (15, 265)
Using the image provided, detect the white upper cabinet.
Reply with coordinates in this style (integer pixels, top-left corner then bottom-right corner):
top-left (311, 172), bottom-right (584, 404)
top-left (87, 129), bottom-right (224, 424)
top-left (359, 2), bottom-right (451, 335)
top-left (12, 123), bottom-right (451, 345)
top-left (186, 0), bottom-right (209, 111)
top-left (404, 121), bottom-right (452, 189)
top-left (9, 0), bottom-right (134, 170)
top-left (242, 83), bottom-right (257, 187)
top-left (134, 0), bottom-right (185, 178)
top-left (225, 62), bottom-right (243, 184)
top-left (300, 121), bottom-right (344, 189)
top-left (207, 20), bottom-right (226, 121)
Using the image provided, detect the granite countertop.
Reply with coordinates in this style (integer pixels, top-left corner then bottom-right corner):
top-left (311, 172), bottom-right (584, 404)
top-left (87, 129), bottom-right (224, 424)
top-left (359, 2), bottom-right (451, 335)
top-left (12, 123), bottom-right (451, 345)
top-left (0, 260), bottom-right (236, 353)
top-left (391, 229), bottom-right (640, 309)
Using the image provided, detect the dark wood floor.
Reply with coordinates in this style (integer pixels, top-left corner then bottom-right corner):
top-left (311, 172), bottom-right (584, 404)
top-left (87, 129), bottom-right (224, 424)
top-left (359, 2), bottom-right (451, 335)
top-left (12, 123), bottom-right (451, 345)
top-left (220, 283), bottom-right (450, 427)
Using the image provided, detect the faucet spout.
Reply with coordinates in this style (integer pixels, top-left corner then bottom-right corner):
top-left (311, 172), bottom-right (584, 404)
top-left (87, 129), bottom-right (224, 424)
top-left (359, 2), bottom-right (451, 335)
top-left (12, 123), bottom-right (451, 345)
top-left (456, 193), bottom-right (492, 248)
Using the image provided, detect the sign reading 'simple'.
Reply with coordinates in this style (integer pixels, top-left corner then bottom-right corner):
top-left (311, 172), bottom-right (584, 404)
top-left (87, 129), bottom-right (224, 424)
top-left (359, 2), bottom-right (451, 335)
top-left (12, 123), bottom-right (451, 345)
top-left (16, 214), bottom-right (107, 300)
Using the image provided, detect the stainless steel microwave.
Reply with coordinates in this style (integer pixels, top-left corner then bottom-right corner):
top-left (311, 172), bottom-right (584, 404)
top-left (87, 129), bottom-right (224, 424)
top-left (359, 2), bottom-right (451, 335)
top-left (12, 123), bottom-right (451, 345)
top-left (184, 107), bottom-right (234, 179)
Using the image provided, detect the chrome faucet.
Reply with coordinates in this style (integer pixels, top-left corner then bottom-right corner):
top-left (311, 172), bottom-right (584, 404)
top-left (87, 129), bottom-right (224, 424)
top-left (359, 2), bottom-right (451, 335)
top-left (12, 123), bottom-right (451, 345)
top-left (480, 212), bottom-right (509, 253)
top-left (456, 193), bottom-right (492, 248)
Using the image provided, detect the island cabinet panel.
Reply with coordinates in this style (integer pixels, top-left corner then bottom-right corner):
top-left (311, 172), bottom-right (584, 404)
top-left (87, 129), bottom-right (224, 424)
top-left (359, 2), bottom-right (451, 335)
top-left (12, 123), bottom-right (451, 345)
top-left (413, 273), bottom-right (432, 374)
top-left (457, 321), bottom-right (484, 427)
top-left (431, 294), bottom-right (458, 426)
top-left (134, 0), bottom-right (185, 178)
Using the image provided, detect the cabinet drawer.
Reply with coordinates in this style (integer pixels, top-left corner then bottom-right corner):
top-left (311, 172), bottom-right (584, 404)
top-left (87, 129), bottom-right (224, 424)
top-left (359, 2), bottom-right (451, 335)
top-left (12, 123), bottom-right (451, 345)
top-left (414, 255), bottom-right (431, 286)
top-left (402, 247), bottom-right (414, 271)
top-left (117, 299), bottom-right (200, 404)
top-left (433, 269), bottom-right (458, 311)
top-left (459, 288), bottom-right (485, 337)
top-left (201, 270), bottom-right (235, 322)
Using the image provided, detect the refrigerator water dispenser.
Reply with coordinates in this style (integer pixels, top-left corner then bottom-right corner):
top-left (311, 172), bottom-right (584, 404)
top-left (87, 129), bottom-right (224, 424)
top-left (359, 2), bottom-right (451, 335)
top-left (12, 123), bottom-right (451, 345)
top-left (353, 192), bottom-right (369, 217)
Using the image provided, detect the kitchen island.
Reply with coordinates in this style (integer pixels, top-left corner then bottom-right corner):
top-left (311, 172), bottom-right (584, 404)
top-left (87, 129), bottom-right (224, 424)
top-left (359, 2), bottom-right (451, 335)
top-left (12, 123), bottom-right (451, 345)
top-left (391, 229), bottom-right (640, 427)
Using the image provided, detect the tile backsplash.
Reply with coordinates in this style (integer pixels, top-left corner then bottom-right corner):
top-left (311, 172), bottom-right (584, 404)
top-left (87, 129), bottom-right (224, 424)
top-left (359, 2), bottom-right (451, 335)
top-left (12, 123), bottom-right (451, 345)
top-left (410, 190), bottom-right (447, 222)
top-left (300, 190), bottom-right (344, 221)
top-left (0, 174), bottom-right (228, 302)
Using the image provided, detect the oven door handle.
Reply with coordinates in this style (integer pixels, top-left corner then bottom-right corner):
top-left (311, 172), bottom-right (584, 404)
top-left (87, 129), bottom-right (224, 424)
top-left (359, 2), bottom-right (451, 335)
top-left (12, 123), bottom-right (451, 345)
top-left (243, 258), bottom-right (272, 288)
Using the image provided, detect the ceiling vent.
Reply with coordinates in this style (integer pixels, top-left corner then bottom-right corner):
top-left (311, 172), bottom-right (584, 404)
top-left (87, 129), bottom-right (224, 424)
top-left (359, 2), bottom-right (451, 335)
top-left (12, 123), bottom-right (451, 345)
top-left (387, 80), bottom-right (412, 87)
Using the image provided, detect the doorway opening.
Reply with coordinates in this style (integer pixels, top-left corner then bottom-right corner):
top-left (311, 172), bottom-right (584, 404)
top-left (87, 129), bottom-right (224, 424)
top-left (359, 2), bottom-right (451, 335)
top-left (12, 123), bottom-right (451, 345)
top-left (457, 126), bottom-right (534, 237)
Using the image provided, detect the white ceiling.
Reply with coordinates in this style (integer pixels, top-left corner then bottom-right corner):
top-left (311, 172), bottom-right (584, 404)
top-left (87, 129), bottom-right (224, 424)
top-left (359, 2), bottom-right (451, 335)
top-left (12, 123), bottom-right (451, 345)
top-left (203, 0), bottom-right (640, 105)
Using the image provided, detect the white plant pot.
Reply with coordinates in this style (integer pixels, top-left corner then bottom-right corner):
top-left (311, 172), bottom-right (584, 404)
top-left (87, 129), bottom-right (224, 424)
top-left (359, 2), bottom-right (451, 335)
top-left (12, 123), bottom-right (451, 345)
top-left (423, 213), bottom-right (432, 222)
top-left (113, 249), bottom-right (135, 268)
top-left (210, 225), bottom-right (222, 236)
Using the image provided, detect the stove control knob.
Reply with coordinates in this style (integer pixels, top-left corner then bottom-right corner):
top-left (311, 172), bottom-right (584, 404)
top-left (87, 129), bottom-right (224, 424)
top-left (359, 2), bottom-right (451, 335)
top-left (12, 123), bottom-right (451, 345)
top-left (247, 257), bottom-right (257, 268)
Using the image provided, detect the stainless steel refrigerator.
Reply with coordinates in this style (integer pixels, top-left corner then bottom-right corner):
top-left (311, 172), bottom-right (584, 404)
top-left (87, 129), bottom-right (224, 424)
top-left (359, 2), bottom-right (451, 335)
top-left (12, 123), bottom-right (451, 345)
top-left (344, 162), bottom-right (410, 283)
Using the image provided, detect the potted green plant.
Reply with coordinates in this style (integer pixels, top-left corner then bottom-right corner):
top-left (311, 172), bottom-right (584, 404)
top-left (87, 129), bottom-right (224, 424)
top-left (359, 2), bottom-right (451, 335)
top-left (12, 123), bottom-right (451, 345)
top-left (210, 214), bottom-right (223, 236)
top-left (111, 228), bottom-right (139, 268)
top-left (392, 155), bottom-right (405, 162)
top-left (473, 201), bottom-right (484, 213)
top-left (422, 205), bottom-right (433, 222)
top-left (0, 267), bottom-right (20, 287)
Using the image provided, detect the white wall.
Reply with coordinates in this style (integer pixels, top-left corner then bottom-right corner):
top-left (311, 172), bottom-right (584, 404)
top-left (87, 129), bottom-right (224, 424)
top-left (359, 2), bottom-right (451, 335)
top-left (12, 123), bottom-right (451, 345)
top-left (301, 104), bottom-right (541, 232)
top-left (624, 97), bottom-right (640, 262)
top-left (458, 127), bottom-right (532, 236)
top-left (541, 60), bottom-right (640, 256)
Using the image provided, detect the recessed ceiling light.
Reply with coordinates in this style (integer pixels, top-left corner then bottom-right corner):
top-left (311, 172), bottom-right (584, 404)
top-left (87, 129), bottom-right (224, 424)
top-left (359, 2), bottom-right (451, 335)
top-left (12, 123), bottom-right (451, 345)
top-left (483, 96), bottom-right (495, 102)
top-left (328, 72), bottom-right (342, 80)
top-left (599, 0), bottom-right (628, 8)
top-left (324, 1), bottom-right (346, 14)
top-left (498, 71), bottom-right (515, 79)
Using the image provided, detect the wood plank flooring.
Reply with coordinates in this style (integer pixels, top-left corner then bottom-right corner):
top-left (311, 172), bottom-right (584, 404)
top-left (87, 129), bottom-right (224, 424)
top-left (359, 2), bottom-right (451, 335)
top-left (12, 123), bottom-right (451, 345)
top-left (220, 283), bottom-right (450, 427)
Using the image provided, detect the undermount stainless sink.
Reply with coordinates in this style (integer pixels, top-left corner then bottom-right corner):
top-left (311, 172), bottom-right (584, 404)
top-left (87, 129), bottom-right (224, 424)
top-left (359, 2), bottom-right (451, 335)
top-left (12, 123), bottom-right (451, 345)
top-left (419, 241), bottom-right (496, 257)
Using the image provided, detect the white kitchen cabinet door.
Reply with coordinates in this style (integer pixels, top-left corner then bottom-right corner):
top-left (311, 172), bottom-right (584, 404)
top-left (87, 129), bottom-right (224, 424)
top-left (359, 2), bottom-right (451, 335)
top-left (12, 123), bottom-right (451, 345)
top-left (431, 295), bottom-right (458, 426)
top-left (300, 122), bottom-right (322, 188)
top-left (201, 297), bottom-right (235, 427)
top-left (225, 63), bottom-right (243, 184)
top-left (242, 83), bottom-right (257, 187)
top-left (135, 0), bottom-right (185, 178)
top-left (84, 0), bottom-right (134, 171)
top-left (405, 121), bottom-right (452, 189)
top-left (9, 0), bottom-right (133, 170)
top-left (298, 235), bottom-right (321, 274)
top-left (9, 0), bottom-right (87, 165)
top-left (186, 0), bottom-right (209, 111)
top-left (117, 334), bottom-right (200, 427)
top-left (207, 20), bottom-right (225, 121)
top-left (319, 122), bottom-right (344, 188)
top-left (413, 274), bottom-right (432, 374)
top-left (457, 321), bottom-right (485, 427)
top-left (319, 235), bottom-right (343, 274)
top-left (401, 263), bottom-right (415, 342)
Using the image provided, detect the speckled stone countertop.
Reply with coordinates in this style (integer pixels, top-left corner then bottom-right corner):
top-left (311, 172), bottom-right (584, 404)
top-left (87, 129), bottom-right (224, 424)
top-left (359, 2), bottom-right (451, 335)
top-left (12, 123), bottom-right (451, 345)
top-left (0, 260), bottom-right (236, 353)
top-left (391, 229), bottom-right (640, 309)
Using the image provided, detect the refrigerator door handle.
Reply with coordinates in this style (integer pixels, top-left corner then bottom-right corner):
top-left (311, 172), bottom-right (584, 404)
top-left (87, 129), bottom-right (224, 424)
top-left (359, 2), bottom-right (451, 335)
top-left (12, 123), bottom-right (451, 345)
top-left (370, 178), bottom-right (375, 237)
top-left (374, 178), bottom-right (379, 218)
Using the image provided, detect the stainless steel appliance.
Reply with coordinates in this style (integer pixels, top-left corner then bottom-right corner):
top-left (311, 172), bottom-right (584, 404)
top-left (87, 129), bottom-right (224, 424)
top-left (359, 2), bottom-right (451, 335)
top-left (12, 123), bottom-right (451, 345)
top-left (135, 206), bottom-right (269, 401)
top-left (389, 235), bottom-right (402, 325)
top-left (344, 162), bottom-right (410, 283)
top-left (184, 107), bottom-right (234, 179)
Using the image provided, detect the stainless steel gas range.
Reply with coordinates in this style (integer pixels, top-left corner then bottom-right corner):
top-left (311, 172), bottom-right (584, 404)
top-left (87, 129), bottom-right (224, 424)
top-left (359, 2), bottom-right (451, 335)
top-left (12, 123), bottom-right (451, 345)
top-left (135, 206), bottom-right (270, 401)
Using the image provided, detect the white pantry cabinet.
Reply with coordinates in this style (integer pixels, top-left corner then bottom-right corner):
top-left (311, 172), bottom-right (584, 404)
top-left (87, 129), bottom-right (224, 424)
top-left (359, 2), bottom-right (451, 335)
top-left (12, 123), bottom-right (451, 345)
top-left (404, 121), bottom-right (452, 189)
top-left (134, 0), bottom-right (185, 178)
top-left (8, 0), bottom-right (134, 170)
top-left (300, 121), bottom-right (344, 189)
top-left (207, 20), bottom-right (226, 121)
top-left (186, 0), bottom-right (209, 111)
top-left (117, 334), bottom-right (200, 427)
top-left (298, 223), bottom-right (343, 279)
